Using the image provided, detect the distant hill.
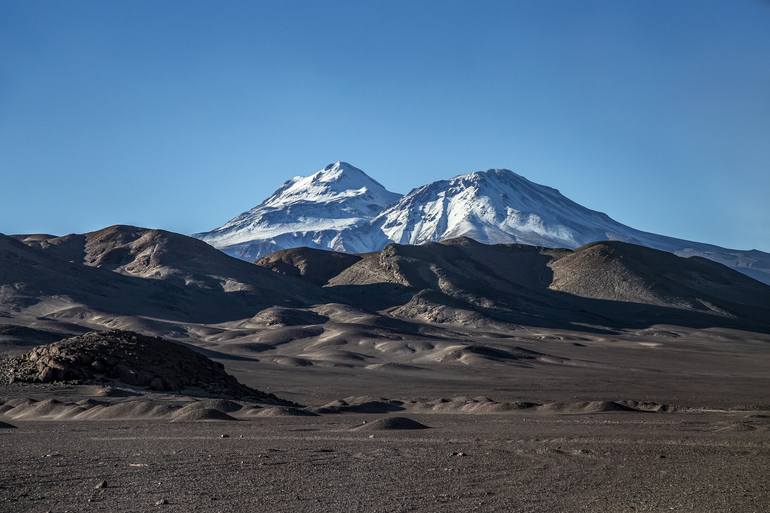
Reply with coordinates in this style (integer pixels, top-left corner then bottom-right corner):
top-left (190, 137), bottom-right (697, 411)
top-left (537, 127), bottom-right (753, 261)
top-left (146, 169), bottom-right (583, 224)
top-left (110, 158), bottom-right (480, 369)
top-left (262, 237), bottom-right (770, 332)
top-left (4, 226), bottom-right (324, 324)
top-left (4, 226), bottom-right (769, 343)
top-left (256, 246), bottom-right (361, 286)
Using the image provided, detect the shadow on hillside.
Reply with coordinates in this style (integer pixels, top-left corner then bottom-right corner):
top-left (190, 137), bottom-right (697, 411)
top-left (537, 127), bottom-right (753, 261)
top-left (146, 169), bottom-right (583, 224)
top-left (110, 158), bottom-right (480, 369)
top-left (326, 283), bottom-right (770, 335)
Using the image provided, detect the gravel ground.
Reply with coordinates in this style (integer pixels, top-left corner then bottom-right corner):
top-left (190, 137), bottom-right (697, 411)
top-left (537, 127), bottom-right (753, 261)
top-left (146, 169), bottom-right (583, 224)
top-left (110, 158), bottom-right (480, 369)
top-left (2, 412), bottom-right (769, 513)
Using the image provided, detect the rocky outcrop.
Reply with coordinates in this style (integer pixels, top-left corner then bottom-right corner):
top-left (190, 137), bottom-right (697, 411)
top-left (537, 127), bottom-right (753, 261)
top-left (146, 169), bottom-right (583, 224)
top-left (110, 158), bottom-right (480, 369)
top-left (0, 330), bottom-right (291, 403)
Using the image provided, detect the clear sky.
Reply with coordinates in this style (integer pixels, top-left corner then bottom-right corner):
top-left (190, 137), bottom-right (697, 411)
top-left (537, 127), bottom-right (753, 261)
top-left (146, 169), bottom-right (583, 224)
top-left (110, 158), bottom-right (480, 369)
top-left (2, 1), bottom-right (769, 251)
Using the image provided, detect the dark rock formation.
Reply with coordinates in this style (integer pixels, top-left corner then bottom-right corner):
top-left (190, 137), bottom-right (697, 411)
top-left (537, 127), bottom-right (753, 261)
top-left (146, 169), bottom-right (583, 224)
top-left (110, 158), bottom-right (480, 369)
top-left (0, 330), bottom-right (291, 403)
top-left (353, 416), bottom-right (431, 431)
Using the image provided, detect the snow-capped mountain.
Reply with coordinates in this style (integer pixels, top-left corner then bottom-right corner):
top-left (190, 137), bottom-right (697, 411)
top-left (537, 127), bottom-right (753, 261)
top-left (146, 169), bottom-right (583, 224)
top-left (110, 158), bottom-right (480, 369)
top-left (195, 163), bottom-right (770, 284)
top-left (370, 169), bottom-right (625, 248)
top-left (366, 169), bottom-right (770, 284)
top-left (194, 161), bottom-right (401, 260)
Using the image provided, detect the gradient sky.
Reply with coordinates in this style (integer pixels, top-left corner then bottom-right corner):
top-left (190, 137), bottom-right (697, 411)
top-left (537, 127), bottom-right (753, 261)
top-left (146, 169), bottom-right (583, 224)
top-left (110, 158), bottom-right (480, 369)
top-left (2, 1), bottom-right (769, 251)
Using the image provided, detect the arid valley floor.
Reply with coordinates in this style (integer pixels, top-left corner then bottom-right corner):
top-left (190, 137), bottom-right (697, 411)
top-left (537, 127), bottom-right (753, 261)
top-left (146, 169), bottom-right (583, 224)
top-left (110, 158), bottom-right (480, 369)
top-left (4, 409), bottom-right (770, 513)
top-left (3, 325), bottom-right (770, 513)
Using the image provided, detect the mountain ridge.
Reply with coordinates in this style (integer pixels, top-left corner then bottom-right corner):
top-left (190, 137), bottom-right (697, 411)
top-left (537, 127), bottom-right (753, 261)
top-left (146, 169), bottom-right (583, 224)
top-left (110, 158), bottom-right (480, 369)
top-left (259, 236), bottom-right (770, 332)
top-left (5, 227), bottom-right (770, 337)
top-left (191, 162), bottom-right (769, 285)
top-left (3, 226), bottom-right (325, 324)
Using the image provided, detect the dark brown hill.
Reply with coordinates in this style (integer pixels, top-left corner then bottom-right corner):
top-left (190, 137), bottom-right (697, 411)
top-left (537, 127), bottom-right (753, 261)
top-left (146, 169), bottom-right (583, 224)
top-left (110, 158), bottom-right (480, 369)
top-left (550, 241), bottom-right (770, 317)
top-left (3, 228), bottom-right (324, 323)
top-left (7, 227), bottom-right (770, 334)
top-left (18, 225), bottom-right (316, 297)
top-left (0, 330), bottom-right (291, 403)
top-left (1, 233), bottom-right (144, 313)
top-left (324, 237), bottom-right (770, 331)
top-left (256, 246), bottom-right (361, 286)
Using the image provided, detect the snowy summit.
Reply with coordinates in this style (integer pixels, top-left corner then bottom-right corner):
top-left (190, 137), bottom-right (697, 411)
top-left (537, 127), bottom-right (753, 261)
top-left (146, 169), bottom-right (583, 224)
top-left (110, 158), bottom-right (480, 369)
top-left (194, 162), bottom-right (401, 260)
top-left (195, 162), bottom-right (770, 284)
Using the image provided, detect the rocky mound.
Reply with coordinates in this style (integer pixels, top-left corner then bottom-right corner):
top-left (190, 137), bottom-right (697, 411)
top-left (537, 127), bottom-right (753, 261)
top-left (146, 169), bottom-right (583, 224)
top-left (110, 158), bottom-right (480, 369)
top-left (174, 399), bottom-right (243, 414)
top-left (317, 397), bottom-right (405, 414)
top-left (353, 416), bottom-right (430, 431)
top-left (0, 330), bottom-right (291, 403)
top-left (254, 406), bottom-right (319, 417)
top-left (409, 396), bottom-right (540, 413)
top-left (170, 408), bottom-right (237, 422)
top-left (538, 400), bottom-right (641, 414)
top-left (247, 307), bottom-right (328, 327)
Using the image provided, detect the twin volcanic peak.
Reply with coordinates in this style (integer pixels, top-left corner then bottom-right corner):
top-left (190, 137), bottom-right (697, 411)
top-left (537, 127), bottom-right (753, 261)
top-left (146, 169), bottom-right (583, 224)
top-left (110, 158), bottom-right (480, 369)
top-left (194, 161), bottom-right (770, 284)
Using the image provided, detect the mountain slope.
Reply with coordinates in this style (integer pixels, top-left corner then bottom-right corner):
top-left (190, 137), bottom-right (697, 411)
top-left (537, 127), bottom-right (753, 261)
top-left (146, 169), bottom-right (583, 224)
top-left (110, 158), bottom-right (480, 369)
top-left (0, 232), bottom-right (206, 323)
top-left (256, 247), bottom-right (362, 286)
top-left (17, 225), bottom-right (315, 296)
top-left (194, 161), bottom-right (401, 260)
top-left (193, 164), bottom-right (770, 284)
top-left (1, 233), bottom-right (140, 314)
top-left (7, 226), bottom-right (325, 323)
top-left (549, 241), bottom-right (770, 318)
top-left (324, 238), bottom-right (770, 331)
top-left (370, 169), bottom-right (618, 247)
top-left (363, 169), bottom-right (770, 284)
top-left (5, 226), bottom-right (770, 377)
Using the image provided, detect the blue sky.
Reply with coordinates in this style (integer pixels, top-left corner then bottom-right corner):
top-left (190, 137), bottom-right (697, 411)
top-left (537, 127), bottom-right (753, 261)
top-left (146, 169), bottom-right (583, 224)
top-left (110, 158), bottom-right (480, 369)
top-left (2, 1), bottom-right (769, 251)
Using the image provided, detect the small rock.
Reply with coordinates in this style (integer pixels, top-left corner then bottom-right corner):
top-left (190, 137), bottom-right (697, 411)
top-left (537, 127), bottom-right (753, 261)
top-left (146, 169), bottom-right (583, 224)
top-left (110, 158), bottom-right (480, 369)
top-left (220, 434), bottom-right (229, 439)
top-left (95, 480), bottom-right (107, 489)
top-left (155, 498), bottom-right (168, 506)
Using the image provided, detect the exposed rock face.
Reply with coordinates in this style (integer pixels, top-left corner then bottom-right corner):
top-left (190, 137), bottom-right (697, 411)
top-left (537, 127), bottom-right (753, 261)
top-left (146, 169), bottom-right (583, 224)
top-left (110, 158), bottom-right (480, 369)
top-left (0, 330), bottom-right (288, 403)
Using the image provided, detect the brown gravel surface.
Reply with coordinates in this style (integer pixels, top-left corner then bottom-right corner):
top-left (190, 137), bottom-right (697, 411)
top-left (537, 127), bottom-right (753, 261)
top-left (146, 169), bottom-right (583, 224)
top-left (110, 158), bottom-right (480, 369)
top-left (1, 412), bottom-right (768, 513)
